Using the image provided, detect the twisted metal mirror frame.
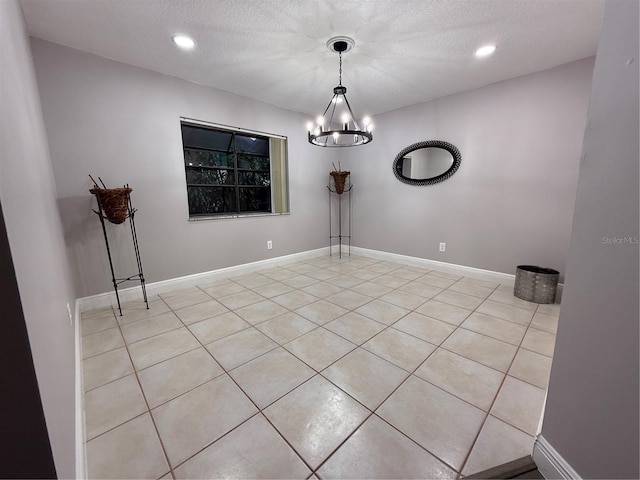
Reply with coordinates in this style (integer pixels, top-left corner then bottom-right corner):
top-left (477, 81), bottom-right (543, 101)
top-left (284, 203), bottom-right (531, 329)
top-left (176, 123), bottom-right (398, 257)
top-left (392, 140), bottom-right (462, 186)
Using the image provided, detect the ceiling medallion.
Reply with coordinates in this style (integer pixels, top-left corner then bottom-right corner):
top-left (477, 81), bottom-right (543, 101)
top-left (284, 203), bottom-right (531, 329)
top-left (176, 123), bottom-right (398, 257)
top-left (307, 36), bottom-right (373, 147)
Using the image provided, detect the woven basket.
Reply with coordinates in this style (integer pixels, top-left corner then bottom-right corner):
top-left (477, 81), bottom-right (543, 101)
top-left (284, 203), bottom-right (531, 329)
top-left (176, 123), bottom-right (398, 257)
top-left (514, 265), bottom-right (559, 304)
top-left (90, 187), bottom-right (132, 224)
top-left (330, 170), bottom-right (350, 195)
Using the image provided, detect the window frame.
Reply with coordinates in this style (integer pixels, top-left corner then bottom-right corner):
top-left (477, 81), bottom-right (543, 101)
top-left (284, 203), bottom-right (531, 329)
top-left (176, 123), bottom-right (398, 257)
top-left (180, 117), bottom-right (289, 221)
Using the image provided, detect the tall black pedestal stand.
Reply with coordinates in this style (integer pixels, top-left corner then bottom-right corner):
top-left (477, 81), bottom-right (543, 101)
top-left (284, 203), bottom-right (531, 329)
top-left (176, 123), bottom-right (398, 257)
top-left (327, 184), bottom-right (353, 259)
top-left (93, 191), bottom-right (148, 316)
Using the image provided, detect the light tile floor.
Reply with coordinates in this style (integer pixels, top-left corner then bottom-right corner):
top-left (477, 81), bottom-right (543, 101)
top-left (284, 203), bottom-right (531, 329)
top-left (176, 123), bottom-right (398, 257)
top-left (80, 255), bottom-right (560, 479)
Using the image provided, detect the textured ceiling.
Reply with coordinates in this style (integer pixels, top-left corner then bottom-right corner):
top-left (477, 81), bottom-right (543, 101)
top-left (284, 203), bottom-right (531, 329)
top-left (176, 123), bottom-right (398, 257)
top-left (20, 0), bottom-right (604, 118)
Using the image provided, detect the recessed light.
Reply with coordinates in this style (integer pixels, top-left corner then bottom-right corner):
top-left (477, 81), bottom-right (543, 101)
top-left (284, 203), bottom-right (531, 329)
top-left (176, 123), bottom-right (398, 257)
top-left (172, 35), bottom-right (195, 50)
top-left (475, 44), bottom-right (497, 58)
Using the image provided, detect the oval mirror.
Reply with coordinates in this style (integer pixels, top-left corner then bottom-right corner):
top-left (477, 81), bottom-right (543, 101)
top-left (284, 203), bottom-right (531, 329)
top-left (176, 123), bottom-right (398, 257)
top-left (393, 140), bottom-right (461, 186)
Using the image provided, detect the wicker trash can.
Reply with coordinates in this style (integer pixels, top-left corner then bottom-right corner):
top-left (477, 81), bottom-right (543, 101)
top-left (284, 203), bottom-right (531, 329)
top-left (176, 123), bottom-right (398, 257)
top-left (514, 265), bottom-right (559, 304)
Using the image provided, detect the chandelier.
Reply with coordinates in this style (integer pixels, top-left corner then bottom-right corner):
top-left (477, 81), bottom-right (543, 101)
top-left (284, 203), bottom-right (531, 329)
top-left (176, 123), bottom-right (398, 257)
top-left (307, 37), bottom-right (373, 147)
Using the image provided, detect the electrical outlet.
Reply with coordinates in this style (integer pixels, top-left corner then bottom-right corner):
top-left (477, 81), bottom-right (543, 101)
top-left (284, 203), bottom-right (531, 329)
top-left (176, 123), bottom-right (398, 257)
top-left (439, 242), bottom-right (446, 252)
top-left (66, 302), bottom-right (73, 326)
top-left (267, 240), bottom-right (273, 250)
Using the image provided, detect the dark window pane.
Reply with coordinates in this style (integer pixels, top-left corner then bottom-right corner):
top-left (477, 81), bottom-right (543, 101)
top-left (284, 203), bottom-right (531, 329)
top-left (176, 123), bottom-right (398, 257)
top-left (186, 167), bottom-right (235, 185)
top-left (239, 187), bottom-right (271, 212)
top-left (238, 171), bottom-right (270, 186)
top-left (182, 125), bottom-right (232, 152)
top-left (187, 186), bottom-right (236, 215)
top-left (237, 153), bottom-right (269, 170)
top-left (184, 149), bottom-right (233, 168)
top-left (181, 122), bottom-right (277, 217)
top-left (235, 135), bottom-right (269, 155)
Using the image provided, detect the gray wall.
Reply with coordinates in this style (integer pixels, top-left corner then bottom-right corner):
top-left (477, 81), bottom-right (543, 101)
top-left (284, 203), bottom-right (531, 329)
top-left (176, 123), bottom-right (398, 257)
top-left (0, 0), bottom-right (77, 476)
top-left (541, 1), bottom-right (639, 478)
top-left (31, 40), bottom-right (335, 298)
top-left (341, 58), bottom-right (595, 280)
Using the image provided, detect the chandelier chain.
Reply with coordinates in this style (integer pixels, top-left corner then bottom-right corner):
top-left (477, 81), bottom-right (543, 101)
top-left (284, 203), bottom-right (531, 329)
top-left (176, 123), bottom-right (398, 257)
top-left (339, 52), bottom-right (343, 86)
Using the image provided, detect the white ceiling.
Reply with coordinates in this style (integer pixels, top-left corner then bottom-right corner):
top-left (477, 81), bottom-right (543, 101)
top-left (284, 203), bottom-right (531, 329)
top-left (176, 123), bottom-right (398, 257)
top-left (20, 0), bottom-right (604, 118)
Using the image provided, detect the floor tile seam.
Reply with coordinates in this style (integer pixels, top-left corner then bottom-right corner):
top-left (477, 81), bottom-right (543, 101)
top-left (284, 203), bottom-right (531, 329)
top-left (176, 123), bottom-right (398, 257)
top-left (387, 322), bottom-right (451, 349)
top-left (320, 318), bottom-right (389, 346)
top-left (114, 312), bottom-right (178, 329)
top-left (95, 320), bottom-right (173, 477)
top-left (360, 342), bottom-right (433, 374)
top-left (183, 314), bottom-right (253, 337)
top-left (280, 332), bottom-right (358, 373)
top-left (350, 302), bottom-right (414, 327)
top-left (257, 320), bottom-right (323, 346)
top-left (167, 410), bottom-right (265, 474)
top-left (370, 411), bottom-right (463, 475)
top-left (80, 308), bottom-right (117, 321)
top-left (384, 324), bottom-right (442, 349)
top-left (418, 299), bottom-right (475, 318)
top-left (430, 295), bottom-right (484, 312)
top-left (362, 342), bottom-right (472, 474)
top-left (446, 286), bottom-right (494, 299)
top-left (322, 342), bottom-right (415, 381)
top-left (81, 342), bottom-right (126, 362)
top-left (485, 295), bottom-right (541, 313)
top-left (517, 344), bottom-right (554, 359)
top-left (81, 323), bottom-right (121, 341)
top-left (84, 410), bottom-right (150, 445)
top-left (436, 343), bottom-right (512, 375)
top-left (121, 323), bottom-right (187, 347)
top-left (227, 366), bottom-right (318, 412)
top-left (161, 292), bottom-right (217, 310)
top-left (130, 343), bottom-right (204, 374)
top-left (118, 320), bottom-right (175, 473)
top-left (142, 369), bottom-right (228, 411)
top-left (80, 322), bottom-right (118, 337)
top-left (501, 371), bottom-right (548, 393)
top-left (251, 411), bottom-right (316, 476)
top-left (477, 301), bottom-right (537, 319)
top-left (406, 309), bottom-right (467, 329)
top-left (83, 363), bottom-right (136, 394)
top-left (456, 322), bottom-right (526, 348)
top-left (454, 324), bottom-right (525, 348)
top-left (485, 411), bottom-right (541, 438)
top-left (466, 307), bottom-right (535, 328)
top-left (456, 409), bottom-right (492, 476)
top-left (527, 322), bottom-right (559, 335)
top-left (170, 317), bottom-right (266, 402)
top-left (458, 317), bottom-right (545, 473)
top-left (308, 410), bottom-right (379, 476)
top-left (204, 336), bottom-right (281, 372)
top-left (454, 299), bottom-right (526, 475)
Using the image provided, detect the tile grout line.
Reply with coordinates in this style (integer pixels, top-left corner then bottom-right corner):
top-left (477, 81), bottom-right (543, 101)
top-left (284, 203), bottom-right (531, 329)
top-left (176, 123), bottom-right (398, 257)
top-left (456, 290), bottom-right (541, 476)
top-left (81, 255), bottom-right (557, 479)
top-left (161, 293), bottom-right (321, 476)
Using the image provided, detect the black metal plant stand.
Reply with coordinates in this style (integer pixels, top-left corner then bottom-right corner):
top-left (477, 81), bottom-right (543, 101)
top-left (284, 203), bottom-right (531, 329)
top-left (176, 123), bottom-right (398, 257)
top-left (93, 192), bottom-right (148, 316)
top-left (327, 183), bottom-right (352, 259)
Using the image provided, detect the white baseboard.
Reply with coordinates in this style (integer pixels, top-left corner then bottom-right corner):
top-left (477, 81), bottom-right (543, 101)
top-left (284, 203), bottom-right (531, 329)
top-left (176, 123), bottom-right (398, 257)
top-left (77, 245), bottom-right (565, 312)
top-left (533, 435), bottom-right (581, 479)
top-left (351, 246), bottom-right (517, 285)
top-left (74, 300), bottom-right (87, 479)
top-left (77, 247), bottom-right (329, 312)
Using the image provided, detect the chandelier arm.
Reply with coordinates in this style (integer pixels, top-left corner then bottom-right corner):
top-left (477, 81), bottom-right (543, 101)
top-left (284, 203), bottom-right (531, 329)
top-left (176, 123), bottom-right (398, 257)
top-left (328, 94), bottom-right (339, 125)
top-left (320, 94), bottom-right (337, 118)
top-left (341, 95), bottom-right (361, 131)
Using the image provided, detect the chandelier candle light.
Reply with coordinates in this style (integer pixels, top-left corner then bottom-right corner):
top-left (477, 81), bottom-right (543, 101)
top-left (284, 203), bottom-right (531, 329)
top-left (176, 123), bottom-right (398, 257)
top-left (307, 37), bottom-right (373, 147)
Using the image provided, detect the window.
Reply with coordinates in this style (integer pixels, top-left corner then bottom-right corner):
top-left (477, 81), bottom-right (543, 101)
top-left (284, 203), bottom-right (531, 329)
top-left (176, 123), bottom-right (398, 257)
top-left (181, 120), bottom-right (288, 218)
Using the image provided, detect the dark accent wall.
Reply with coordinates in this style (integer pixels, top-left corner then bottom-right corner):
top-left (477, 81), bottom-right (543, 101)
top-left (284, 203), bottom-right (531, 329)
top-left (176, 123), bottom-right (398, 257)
top-left (0, 203), bottom-right (57, 479)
